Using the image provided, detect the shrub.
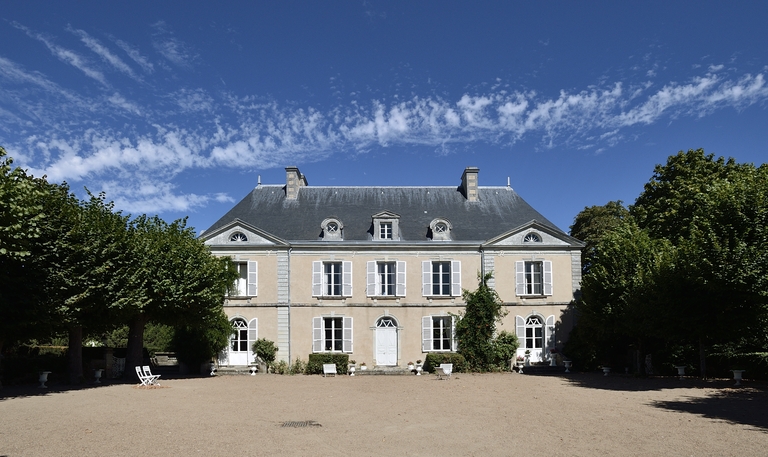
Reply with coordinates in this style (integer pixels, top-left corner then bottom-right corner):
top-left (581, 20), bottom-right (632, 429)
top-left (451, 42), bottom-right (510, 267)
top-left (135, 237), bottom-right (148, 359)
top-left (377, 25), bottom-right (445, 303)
top-left (251, 338), bottom-right (278, 367)
top-left (491, 331), bottom-right (519, 371)
top-left (306, 353), bottom-right (349, 375)
top-left (423, 353), bottom-right (468, 373)
top-left (172, 312), bottom-right (231, 367)
top-left (273, 360), bottom-right (289, 374)
top-left (289, 357), bottom-right (307, 375)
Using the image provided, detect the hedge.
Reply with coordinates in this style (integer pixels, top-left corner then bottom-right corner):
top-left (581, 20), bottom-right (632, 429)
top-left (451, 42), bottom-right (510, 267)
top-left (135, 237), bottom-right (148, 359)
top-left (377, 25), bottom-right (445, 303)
top-left (306, 353), bottom-right (350, 375)
top-left (423, 353), bottom-right (468, 373)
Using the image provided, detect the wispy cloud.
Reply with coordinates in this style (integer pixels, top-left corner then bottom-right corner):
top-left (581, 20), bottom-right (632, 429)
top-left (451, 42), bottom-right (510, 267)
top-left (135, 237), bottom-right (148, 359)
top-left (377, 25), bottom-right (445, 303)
top-left (6, 67), bottom-right (768, 214)
top-left (68, 27), bottom-right (139, 81)
top-left (115, 39), bottom-right (155, 74)
top-left (151, 21), bottom-right (198, 69)
top-left (12, 22), bottom-right (108, 86)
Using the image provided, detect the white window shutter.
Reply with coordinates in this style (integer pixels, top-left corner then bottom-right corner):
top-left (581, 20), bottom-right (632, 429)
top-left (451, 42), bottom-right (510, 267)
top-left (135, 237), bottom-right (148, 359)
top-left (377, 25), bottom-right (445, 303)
top-left (343, 317), bottom-right (353, 353)
top-left (396, 260), bottom-right (406, 296)
top-left (546, 315), bottom-right (556, 352)
top-left (247, 261), bottom-right (258, 296)
top-left (342, 261), bottom-right (353, 297)
top-left (543, 260), bottom-right (553, 296)
top-left (247, 318), bottom-right (258, 363)
top-left (516, 315), bottom-right (525, 347)
top-left (312, 317), bottom-right (323, 353)
top-left (422, 261), bottom-right (431, 296)
top-left (451, 315), bottom-right (458, 352)
top-left (312, 261), bottom-right (322, 297)
top-left (451, 260), bottom-right (461, 297)
top-left (515, 261), bottom-right (525, 296)
top-left (422, 316), bottom-right (432, 352)
top-left (366, 261), bottom-right (376, 297)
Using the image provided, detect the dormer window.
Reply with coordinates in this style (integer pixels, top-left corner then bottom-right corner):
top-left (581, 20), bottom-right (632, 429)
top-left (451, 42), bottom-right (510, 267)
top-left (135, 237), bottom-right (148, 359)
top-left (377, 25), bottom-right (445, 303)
top-left (429, 218), bottom-right (452, 241)
top-left (524, 232), bottom-right (542, 243)
top-left (321, 218), bottom-right (343, 240)
top-left (372, 211), bottom-right (400, 241)
top-left (230, 232), bottom-right (248, 242)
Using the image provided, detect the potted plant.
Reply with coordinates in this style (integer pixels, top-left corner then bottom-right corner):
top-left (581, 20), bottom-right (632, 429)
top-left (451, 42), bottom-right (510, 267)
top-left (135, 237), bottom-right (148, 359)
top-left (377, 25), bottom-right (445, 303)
top-left (549, 348), bottom-right (558, 367)
top-left (360, 362), bottom-right (367, 371)
top-left (348, 360), bottom-right (356, 376)
top-left (252, 338), bottom-right (278, 374)
top-left (407, 361), bottom-right (414, 370)
top-left (524, 350), bottom-right (531, 367)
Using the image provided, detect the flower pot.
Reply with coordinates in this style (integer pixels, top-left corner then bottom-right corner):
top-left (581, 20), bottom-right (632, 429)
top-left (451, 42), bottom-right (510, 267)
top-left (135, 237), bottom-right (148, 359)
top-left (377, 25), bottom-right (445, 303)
top-left (564, 360), bottom-right (572, 373)
top-left (249, 366), bottom-right (258, 376)
top-left (549, 355), bottom-right (557, 367)
top-left (731, 369), bottom-right (745, 386)
top-left (209, 362), bottom-right (217, 376)
top-left (93, 369), bottom-right (103, 384)
top-left (360, 365), bottom-right (367, 371)
top-left (602, 366), bottom-right (611, 376)
top-left (415, 365), bottom-right (422, 376)
top-left (675, 366), bottom-right (686, 380)
top-left (349, 366), bottom-right (355, 376)
top-left (38, 371), bottom-right (51, 389)
top-left (407, 364), bottom-right (414, 371)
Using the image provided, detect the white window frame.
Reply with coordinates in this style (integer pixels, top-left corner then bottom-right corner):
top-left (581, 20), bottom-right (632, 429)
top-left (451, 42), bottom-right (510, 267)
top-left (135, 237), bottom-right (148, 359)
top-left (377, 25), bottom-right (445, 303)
top-left (516, 314), bottom-right (556, 352)
top-left (312, 260), bottom-right (352, 297)
top-left (229, 317), bottom-right (258, 364)
top-left (312, 316), bottom-right (353, 353)
top-left (366, 260), bottom-right (406, 297)
top-left (230, 261), bottom-right (258, 297)
top-left (422, 315), bottom-right (457, 352)
top-left (379, 222), bottom-right (393, 240)
top-left (515, 260), bottom-right (552, 296)
top-left (422, 260), bottom-right (461, 297)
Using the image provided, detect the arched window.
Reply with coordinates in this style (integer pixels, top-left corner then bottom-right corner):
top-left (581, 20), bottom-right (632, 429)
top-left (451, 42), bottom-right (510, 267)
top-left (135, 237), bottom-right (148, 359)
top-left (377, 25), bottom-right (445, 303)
top-left (429, 218), bottom-right (452, 241)
top-left (230, 232), bottom-right (248, 242)
top-left (523, 232), bottom-right (541, 243)
top-left (321, 218), bottom-right (343, 240)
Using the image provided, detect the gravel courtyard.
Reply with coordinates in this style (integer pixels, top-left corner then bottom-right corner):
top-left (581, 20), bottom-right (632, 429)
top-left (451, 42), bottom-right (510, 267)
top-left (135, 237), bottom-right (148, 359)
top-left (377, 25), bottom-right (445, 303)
top-left (1, 372), bottom-right (766, 456)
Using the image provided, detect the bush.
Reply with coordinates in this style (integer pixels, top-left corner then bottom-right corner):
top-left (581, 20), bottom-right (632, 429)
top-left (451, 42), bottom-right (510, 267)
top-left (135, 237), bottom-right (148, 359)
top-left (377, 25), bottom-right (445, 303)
top-left (491, 331), bottom-right (519, 371)
top-left (289, 357), bottom-right (307, 375)
top-left (252, 338), bottom-right (278, 367)
top-left (306, 353), bottom-right (349, 375)
top-left (423, 353), bottom-right (468, 373)
top-left (273, 360), bottom-right (289, 374)
top-left (172, 311), bottom-right (232, 367)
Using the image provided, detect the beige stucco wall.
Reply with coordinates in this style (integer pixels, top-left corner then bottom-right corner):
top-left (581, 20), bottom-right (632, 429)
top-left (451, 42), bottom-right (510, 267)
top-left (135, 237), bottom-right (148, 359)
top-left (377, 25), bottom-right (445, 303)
top-left (490, 251), bottom-right (576, 304)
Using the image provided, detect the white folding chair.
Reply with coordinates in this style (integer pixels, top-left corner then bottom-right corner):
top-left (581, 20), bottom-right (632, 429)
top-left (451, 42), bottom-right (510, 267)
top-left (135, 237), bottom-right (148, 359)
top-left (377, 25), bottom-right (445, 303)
top-left (142, 365), bottom-right (161, 385)
top-left (435, 363), bottom-right (453, 380)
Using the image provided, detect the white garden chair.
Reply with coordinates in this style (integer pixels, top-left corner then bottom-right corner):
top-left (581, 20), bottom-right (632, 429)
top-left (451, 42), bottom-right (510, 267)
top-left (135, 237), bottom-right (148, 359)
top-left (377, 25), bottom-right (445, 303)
top-left (136, 365), bottom-right (161, 386)
top-left (435, 363), bottom-right (453, 380)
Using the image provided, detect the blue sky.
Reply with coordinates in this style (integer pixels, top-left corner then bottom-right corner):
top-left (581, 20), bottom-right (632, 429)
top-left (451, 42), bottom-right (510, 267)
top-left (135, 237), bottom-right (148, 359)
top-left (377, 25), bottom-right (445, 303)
top-left (2, 1), bottom-right (767, 234)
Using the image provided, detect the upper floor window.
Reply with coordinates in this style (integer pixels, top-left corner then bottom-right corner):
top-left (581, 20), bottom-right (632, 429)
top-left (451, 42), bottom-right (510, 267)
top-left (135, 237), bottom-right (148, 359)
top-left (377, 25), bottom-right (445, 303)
top-left (228, 261), bottom-right (257, 296)
top-left (367, 261), bottom-right (406, 297)
top-left (515, 260), bottom-right (552, 296)
top-left (422, 260), bottom-right (461, 297)
top-left (230, 232), bottom-right (248, 242)
top-left (523, 232), bottom-right (542, 243)
top-left (380, 222), bottom-right (393, 239)
top-left (312, 260), bottom-right (352, 297)
top-left (372, 211), bottom-right (400, 241)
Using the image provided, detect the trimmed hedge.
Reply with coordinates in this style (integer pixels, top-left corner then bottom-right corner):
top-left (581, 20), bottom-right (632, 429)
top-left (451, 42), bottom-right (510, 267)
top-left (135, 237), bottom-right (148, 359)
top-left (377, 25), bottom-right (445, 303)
top-left (423, 353), bottom-right (468, 373)
top-left (306, 353), bottom-right (349, 375)
top-left (708, 352), bottom-right (768, 380)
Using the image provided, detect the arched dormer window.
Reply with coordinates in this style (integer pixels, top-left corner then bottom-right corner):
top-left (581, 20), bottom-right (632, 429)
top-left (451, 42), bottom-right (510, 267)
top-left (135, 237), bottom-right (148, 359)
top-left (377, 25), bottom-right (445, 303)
top-left (321, 218), bottom-right (343, 240)
top-left (429, 218), bottom-right (452, 241)
top-left (523, 232), bottom-right (542, 243)
top-left (230, 232), bottom-right (248, 242)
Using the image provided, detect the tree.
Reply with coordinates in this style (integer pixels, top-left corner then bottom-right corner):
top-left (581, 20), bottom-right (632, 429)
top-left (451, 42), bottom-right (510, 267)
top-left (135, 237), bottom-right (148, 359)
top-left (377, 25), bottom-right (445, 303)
top-left (569, 200), bottom-right (630, 275)
top-left (455, 272), bottom-right (510, 371)
top-left (120, 216), bottom-right (237, 378)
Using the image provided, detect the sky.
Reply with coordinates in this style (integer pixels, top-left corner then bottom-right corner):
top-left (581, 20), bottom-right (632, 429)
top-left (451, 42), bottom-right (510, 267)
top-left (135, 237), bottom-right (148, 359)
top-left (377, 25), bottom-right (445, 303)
top-left (2, 1), bottom-right (767, 235)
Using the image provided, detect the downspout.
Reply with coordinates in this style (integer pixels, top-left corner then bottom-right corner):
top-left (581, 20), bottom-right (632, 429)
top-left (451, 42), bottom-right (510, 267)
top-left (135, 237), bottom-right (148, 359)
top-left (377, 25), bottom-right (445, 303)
top-left (287, 247), bottom-right (292, 364)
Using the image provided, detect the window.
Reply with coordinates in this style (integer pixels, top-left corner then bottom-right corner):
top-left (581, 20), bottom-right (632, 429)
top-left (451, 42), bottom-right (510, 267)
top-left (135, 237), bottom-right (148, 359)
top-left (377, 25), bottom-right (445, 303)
top-left (422, 260), bottom-right (461, 296)
top-left (312, 316), bottom-right (353, 352)
top-left (429, 218), bottom-right (452, 241)
top-left (523, 232), bottom-right (541, 243)
top-left (516, 314), bottom-right (555, 354)
top-left (321, 218), bottom-right (343, 240)
top-left (229, 261), bottom-right (257, 296)
top-left (515, 260), bottom-right (552, 296)
top-left (230, 232), bottom-right (248, 242)
top-left (226, 317), bottom-right (258, 365)
top-left (380, 222), bottom-right (393, 239)
top-left (422, 316), bottom-right (456, 352)
top-left (312, 261), bottom-right (352, 297)
top-left (366, 261), bottom-right (406, 297)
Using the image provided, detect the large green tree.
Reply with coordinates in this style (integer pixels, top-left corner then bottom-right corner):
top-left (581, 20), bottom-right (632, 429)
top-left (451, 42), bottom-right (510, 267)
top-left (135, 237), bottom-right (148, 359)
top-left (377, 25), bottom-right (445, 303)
top-left (569, 200), bottom-right (630, 276)
top-left (121, 216), bottom-right (237, 378)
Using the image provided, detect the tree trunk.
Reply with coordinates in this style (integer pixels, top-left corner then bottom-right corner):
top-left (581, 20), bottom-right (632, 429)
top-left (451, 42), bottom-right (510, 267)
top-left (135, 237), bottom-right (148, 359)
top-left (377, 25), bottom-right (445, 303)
top-left (0, 339), bottom-right (4, 389)
top-left (699, 337), bottom-right (707, 380)
top-left (67, 325), bottom-right (83, 384)
top-left (125, 314), bottom-right (148, 381)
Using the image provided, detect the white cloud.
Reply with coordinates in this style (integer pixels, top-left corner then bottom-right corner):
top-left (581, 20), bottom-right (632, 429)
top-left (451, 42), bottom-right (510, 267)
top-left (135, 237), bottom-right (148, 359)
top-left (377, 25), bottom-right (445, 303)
top-left (69, 27), bottom-right (139, 81)
top-left (115, 39), bottom-right (155, 74)
top-left (151, 21), bottom-right (198, 69)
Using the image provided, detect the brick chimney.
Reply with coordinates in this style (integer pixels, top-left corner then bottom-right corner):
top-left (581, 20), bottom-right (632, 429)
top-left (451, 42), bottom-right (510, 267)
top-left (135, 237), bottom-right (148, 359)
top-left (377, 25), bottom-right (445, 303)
top-left (460, 167), bottom-right (479, 202)
top-left (285, 166), bottom-right (307, 200)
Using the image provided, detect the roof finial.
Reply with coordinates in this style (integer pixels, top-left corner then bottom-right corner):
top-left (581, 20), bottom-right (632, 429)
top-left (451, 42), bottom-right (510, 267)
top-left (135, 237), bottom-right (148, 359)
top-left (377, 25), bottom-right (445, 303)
top-left (507, 177), bottom-right (510, 188)
top-left (258, 175), bottom-right (261, 186)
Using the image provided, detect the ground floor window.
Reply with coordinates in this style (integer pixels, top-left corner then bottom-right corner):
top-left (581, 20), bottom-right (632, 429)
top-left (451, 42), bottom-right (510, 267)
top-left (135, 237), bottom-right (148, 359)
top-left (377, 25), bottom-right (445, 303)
top-left (313, 316), bottom-right (353, 353)
top-left (225, 317), bottom-right (258, 365)
top-left (422, 315), bottom-right (456, 352)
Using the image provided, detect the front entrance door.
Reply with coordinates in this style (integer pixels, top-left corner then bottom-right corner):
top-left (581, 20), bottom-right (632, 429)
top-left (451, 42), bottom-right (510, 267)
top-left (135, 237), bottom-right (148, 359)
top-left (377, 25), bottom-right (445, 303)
top-left (228, 318), bottom-right (257, 365)
top-left (375, 317), bottom-right (398, 366)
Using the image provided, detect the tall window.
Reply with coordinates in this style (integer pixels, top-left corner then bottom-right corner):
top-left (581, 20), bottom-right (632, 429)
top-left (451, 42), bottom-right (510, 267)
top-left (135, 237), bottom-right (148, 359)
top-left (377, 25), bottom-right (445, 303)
top-left (313, 316), bottom-right (353, 353)
top-left (313, 261), bottom-right (352, 297)
top-left (422, 260), bottom-right (461, 297)
top-left (230, 261), bottom-right (257, 296)
top-left (380, 222), bottom-right (393, 239)
top-left (367, 261), bottom-right (406, 297)
top-left (324, 262), bottom-right (342, 296)
top-left (230, 318), bottom-right (249, 352)
top-left (515, 260), bottom-right (552, 296)
top-left (422, 315), bottom-right (455, 352)
top-left (524, 315), bottom-right (543, 349)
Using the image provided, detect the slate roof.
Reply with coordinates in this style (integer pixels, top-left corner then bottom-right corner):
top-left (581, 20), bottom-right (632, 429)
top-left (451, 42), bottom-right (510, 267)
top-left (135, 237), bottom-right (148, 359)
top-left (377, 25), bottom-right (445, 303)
top-left (203, 184), bottom-right (567, 242)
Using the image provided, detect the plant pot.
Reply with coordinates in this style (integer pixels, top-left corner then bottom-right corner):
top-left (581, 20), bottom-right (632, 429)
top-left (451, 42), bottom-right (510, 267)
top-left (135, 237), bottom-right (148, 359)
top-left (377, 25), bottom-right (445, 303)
top-left (38, 371), bottom-right (51, 389)
top-left (360, 365), bottom-right (367, 371)
top-left (731, 369), bottom-right (745, 386)
top-left (675, 366), bottom-right (686, 380)
top-left (407, 364), bottom-right (414, 371)
top-left (93, 369), bottom-right (103, 384)
top-left (209, 362), bottom-right (217, 376)
top-left (349, 366), bottom-right (355, 376)
top-left (415, 365), bottom-right (422, 376)
top-left (549, 355), bottom-right (557, 367)
top-left (602, 366), bottom-right (611, 376)
top-left (564, 360), bottom-right (572, 373)
top-left (249, 366), bottom-right (258, 376)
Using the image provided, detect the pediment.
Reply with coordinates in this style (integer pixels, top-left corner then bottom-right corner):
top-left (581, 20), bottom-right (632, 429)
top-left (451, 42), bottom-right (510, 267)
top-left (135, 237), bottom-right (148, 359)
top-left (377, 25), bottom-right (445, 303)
top-left (483, 220), bottom-right (583, 247)
top-left (371, 210), bottom-right (400, 219)
top-left (199, 219), bottom-right (288, 246)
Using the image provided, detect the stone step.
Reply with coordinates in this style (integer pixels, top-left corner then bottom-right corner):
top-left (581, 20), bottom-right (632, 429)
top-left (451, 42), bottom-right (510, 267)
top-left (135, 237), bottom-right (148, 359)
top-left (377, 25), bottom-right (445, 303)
top-left (355, 367), bottom-right (415, 376)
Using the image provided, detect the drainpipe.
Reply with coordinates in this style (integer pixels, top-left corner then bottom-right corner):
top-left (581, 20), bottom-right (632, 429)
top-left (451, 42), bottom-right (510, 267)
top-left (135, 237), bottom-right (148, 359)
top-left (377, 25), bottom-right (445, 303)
top-left (287, 247), bottom-right (292, 364)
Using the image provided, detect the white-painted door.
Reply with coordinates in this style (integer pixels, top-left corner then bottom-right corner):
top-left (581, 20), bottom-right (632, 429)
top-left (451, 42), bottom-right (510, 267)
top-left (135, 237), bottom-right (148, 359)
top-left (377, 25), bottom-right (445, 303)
top-left (229, 318), bottom-right (250, 365)
top-left (375, 327), bottom-right (397, 366)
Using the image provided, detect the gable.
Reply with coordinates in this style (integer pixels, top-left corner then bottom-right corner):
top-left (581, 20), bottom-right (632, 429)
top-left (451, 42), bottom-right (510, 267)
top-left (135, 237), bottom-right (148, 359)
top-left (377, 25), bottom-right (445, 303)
top-left (199, 219), bottom-right (287, 246)
top-left (483, 221), bottom-right (583, 247)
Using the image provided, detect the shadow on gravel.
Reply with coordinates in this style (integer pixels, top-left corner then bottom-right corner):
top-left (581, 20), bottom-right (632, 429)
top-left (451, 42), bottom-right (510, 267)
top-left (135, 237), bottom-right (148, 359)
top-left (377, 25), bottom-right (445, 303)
top-left (0, 373), bottom-right (213, 400)
top-left (557, 372), bottom-right (768, 431)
